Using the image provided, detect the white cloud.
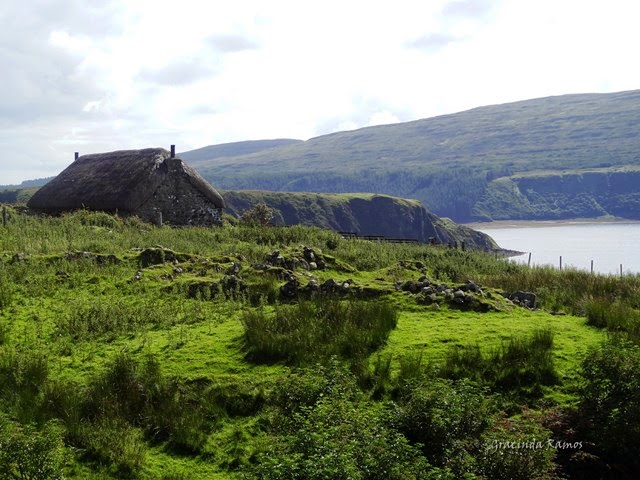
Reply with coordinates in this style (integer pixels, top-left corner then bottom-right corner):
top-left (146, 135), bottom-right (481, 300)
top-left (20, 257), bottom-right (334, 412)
top-left (1, 0), bottom-right (640, 184)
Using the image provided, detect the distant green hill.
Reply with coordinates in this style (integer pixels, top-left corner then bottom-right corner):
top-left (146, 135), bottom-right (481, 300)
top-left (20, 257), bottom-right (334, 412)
top-left (183, 90), bottom-right (640, 222)
top-left (0, 187), bottom-right (39, 204)
top-left (178, 139), bottom-right (302, 168)
top-left (0, 177), bottom-right (52, 191)
top-left (476, 166), bottom-right (640, 220)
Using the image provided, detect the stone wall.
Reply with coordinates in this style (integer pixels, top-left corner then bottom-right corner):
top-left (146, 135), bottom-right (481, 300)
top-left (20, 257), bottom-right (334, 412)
top-left (136, 161), bottom-right (222, 226)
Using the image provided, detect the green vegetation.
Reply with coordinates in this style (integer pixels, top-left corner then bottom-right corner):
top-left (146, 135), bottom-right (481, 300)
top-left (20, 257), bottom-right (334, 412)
top-left (0, 207), bottom-right (638, 478)
top-left (3, 188), bottom-right (498, 250)
top-left (221, 190), bottom-right (498, 249)
top-left (242, 298), bottom-right (397, 364)
top-left (475, 167), bottom-right (640, 220)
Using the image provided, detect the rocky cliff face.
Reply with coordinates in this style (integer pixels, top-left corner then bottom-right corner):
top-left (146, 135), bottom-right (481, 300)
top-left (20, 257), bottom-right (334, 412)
top-left (475, 167), bottom-right (640, 220)
top-left (222, 190), bottom-right (498, 250)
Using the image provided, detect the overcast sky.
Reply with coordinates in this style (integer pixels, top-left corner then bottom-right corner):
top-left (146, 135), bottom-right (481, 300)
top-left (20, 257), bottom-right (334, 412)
top-left (2, 0), bottom-right (640, 184)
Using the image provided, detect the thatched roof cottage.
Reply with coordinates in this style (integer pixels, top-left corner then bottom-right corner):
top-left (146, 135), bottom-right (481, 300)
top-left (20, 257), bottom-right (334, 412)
top-left (28, 148), bottom-right (225, 226)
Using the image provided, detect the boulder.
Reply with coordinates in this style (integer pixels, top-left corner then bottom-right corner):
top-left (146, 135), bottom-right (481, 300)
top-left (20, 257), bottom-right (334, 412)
top-left (506, 291), bottom-right (537, 309)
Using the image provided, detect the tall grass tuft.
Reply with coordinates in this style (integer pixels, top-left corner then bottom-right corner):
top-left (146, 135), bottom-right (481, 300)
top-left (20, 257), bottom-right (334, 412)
top-left (440, 328), bottom-right (557, 394)
top-left (0, 264), bottom-right (13, 311)
top-left (584, 297), bottom-right (640, 343)
top-left (0, 348), bottom-right (50, 423)
top-left (242, 298), bottom-right (398, 364)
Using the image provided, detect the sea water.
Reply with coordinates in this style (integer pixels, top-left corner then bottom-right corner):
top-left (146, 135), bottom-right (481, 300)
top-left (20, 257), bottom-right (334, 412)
top-left (473, 222), bottom-right (640, 275)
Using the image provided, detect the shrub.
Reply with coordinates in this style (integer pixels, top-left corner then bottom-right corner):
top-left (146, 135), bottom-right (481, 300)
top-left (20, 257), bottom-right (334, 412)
top-left (67, 209), bottom-right (121, 229)
top-left (242, 298), bottom-right (398, 364)
top-left (394, 378), bottom-right (494, 473)
top-left (477, 414), bottom-right (556, 480)
top-left (0, 417), bottom-right (67, 480)
top-left (269, 360), bottom-right (361, 418)
top-left (578, 339), bottom-right (640, 469)
top-left (249, 397), bottom-right (440, 480)
top-left (239, 203), bottom-right (276, 226)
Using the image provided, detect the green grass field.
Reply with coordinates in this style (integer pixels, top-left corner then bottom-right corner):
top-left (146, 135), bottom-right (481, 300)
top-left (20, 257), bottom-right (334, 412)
top-left (0, 207), bottom-right (637, 479)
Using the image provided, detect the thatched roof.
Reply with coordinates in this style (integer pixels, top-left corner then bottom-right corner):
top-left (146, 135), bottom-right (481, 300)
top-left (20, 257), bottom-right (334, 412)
top-left (28, 148), bottom-right (225, 213)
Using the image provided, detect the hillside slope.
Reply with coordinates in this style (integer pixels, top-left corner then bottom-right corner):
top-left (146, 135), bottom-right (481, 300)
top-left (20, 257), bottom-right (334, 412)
top-left (5, 186), bottom-right (497, 250)
top-left (222, 190), bottom-right (498, 250)
top-left (184, 90), bottom-right (640, 221)
top-left (178, 139), bottom-right (302, 168)
top-left (476, 167), bottom-right (640, 220)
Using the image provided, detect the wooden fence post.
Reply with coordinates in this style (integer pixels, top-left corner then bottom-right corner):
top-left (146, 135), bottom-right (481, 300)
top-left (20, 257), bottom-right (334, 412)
top-left (559, 256), bottom-right (562, 271)
top-left (157, 211), bottom-right (163, 227)
top-left (590, 260), bottom-right (593, 274)
top-left (527, 252), bottom-right (531, 267)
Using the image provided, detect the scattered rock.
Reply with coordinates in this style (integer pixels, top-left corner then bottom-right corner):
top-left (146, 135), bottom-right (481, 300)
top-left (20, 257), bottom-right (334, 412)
top-left (264, 246), bottom-right (328, 272)
top-left (226, 262), bottom-right (242, 276)
top-left (303, 246), bottom-right (316, 262)
top-left (95, 254), bottom-right (119, 265)
top-left (465, 280), bottom-right (482, 293)
top-left (280, 277), bottom-right (301, 298)
top-left (139, 247), bottom-right (176, 267)
top-left (505, 291), bottom-right (537, 309)
top-left (11, 252), bottom-right (26, 263)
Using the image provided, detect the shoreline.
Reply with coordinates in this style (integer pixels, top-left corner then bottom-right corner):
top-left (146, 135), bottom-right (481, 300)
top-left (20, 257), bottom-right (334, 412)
top-left (465, 218), bottom-right (640, 230)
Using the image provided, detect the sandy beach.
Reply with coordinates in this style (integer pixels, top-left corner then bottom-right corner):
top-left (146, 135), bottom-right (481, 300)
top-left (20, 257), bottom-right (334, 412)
top-left (465, 218), bottom-right (640, 230)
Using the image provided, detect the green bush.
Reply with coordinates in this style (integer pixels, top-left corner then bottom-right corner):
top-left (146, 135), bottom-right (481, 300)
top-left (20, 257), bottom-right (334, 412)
top-left (578, 339), bottom-right (640, 467)
top-left (478, 414), bottom-right (556, 480)
top-left (269, 360), bottom-right (361, 419)
top-left (0, 417), bottom-right (67, 480)
top-left (394, 378), bottom-right (493, 473)
top-left (67, 210), bottom-right (122, 229)
top-left (249, 397), bottom-right (441, 480)
top-left (242, 298), bottom-right (398, 364)
top-left (394, 379), bottom-right (556, 479)
top-left (239, 203), bottom-right (276, 226)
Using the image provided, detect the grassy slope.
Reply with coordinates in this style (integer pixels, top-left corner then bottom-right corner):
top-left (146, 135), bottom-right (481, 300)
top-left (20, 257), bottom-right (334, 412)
top-left (178, 139), bottom-right (302, 169)
top-left (183, 90), bottom-right (640, 221)
top-left (3, 208), bottom-right (636, 478)
top-left (10, 186), bottom-right (499, 249)
top-left (222, 190), bottom-right (498, 249)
